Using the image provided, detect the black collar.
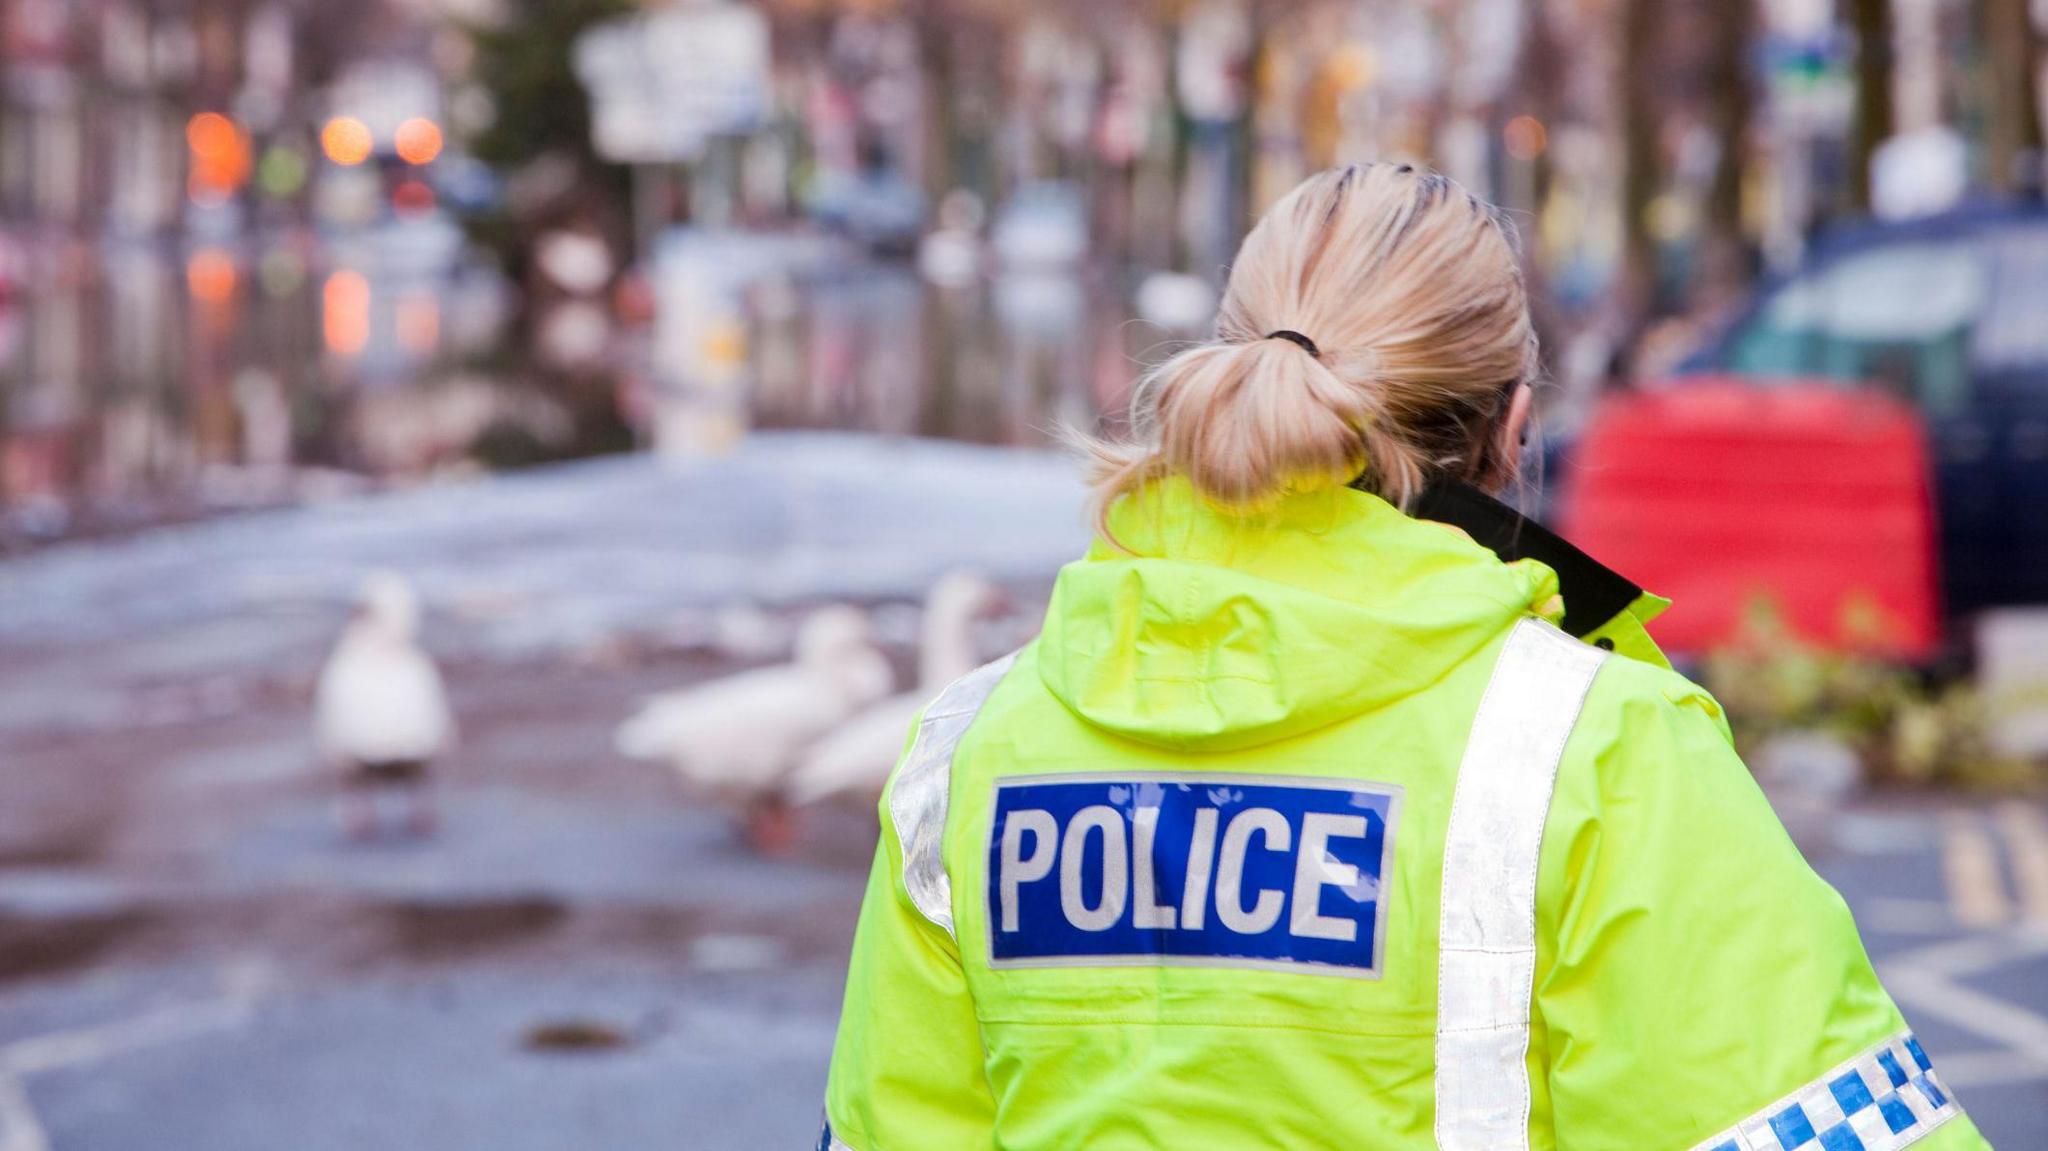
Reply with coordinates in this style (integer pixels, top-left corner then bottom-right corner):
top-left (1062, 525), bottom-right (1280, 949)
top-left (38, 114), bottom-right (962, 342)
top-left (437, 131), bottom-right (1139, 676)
top-left (1410, 482), bottom-right (1643, 639)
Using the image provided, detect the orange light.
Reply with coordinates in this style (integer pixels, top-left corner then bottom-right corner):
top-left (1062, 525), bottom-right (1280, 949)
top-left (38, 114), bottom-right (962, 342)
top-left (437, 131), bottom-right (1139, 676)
top-left (186, 248), bottom-right (237, 303)
top-left (393, 117), bottom-right (443, 165)
top-left (323, 270), bottom-right (371, 356)
top-left (186, 112), bottom-right (237, 157)
top-left (321, 117), bottom-right (375, 166)
top-left (1503, 115), bottom-right (1548, 162)
top-left (186, 112), bottom-right (251, 198)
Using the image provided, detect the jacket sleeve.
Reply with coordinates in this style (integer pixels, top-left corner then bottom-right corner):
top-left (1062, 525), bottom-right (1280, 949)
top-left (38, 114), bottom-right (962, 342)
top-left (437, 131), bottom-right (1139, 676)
top-left (820, 735), bottom-right (996, 1150)
top-left (1534, 668), bottom-right (1991, 1151)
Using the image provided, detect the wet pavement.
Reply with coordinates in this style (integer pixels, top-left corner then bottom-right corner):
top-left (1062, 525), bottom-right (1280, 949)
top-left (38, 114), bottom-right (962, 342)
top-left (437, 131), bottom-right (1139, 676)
top-left (7, 956), bottom-right (850, 1151)
top-left (0, 431), bottom-right (1086, 658)
top-left (0, 434), bottom-right (2042, 1149)
top-left (0, 618), bottom-right (876, 1151)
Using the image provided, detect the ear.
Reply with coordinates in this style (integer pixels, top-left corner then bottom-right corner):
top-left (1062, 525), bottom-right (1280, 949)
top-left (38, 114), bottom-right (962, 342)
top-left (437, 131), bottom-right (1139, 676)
top-left (1486, 382), bottom-right (1535, 493)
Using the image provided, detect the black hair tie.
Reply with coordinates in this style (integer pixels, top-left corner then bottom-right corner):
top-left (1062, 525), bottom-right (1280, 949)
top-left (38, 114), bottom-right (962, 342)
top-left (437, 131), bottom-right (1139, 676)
top-left (1264, 329), bottom-right (1321, 359)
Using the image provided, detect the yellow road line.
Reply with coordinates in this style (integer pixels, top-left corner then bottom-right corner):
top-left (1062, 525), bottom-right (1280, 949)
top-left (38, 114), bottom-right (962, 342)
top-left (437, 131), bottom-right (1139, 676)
top-left (1996, 801), bottom-right (2048, 928)
top-left (1941, 810), bottom-right (2013, 930)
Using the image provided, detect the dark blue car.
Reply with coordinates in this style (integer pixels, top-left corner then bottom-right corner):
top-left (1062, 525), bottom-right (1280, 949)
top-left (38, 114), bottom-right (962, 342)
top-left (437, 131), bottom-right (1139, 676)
top-left (1679, 202), bottom-right (2048, 616)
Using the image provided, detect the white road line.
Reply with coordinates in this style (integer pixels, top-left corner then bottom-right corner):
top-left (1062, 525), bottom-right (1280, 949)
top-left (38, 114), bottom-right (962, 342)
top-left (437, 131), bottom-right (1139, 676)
top-left (1883, 929), bottom-right (2048, 1064)
top-left (0, 1074), bottom-right (49, 1151)
top-left (1886, 931), bottom-right (2026, 977)
top-left (1860, 897), bottom-right (1958, 936)
top-left (0, 980), bottom-right (261, 1151)
top-left (1995, 801), bottom-right (2048, 928)
top-left (0, 995), bottom-right (253, 1077)
top-left (1885, 962), bottom-right (2048, 1062)
top-left (1941, 811), bottom-right (2014, 930)
top-left (1929, 1049), bottom-right (2048, 1089)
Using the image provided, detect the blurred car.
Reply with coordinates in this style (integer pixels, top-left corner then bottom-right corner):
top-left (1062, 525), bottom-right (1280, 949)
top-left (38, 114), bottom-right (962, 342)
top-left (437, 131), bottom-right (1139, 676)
top-left (1678, 202), bottom-right (2048, 617)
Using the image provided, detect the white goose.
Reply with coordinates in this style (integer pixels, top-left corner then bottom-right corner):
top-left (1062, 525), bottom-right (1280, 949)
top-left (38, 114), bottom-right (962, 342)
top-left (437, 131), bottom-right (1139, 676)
top-left (615, 604), bottom-right (893, 849)
top-left (314, 571), bottom-right (454, 839)
top-left (788, 572), bottom-right (1007, 806)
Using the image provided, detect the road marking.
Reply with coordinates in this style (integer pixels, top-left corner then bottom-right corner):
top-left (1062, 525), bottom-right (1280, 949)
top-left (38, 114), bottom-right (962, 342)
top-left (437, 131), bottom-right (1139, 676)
top-left (1886, 931), bottom-right (2021, 976)
top-left (1860, 897), bottom-right (1957, 936)
top-left (0, 1074), bottom-right (49, 1151)
top-left (1885, 962), bottom-right (2048, 1062)
top-left (1995, 801), bottom-right (2048, 928)
top-left (0, 964), bottom-right (268, 1151)
top-left (1930, 1049), bottom-right (2048, 1088)
top-left (1941, 811), bottom-right (2014, 929)
top-left (0, 995), bottom-right (253, 1077)
top-left (1883, 929), bottom-right (2048, 1067)
top-left (1836, 812), bottom-right (1941, 855)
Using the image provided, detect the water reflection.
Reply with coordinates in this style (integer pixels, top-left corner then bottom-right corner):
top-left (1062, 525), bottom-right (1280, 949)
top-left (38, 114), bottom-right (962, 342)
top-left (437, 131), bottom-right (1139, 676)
top-left (642, 227), bottom-right (1139, 457)
top-left (0, 225), bottom-right (1159, 545)
top-left (2, 213), bottom-right (483, 540)
top-left (738, 255), bottom-right (1108, 448)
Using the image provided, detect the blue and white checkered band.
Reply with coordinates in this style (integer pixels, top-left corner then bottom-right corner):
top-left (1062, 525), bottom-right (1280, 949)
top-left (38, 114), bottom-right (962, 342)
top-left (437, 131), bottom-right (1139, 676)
top-left (1688, 1030), bottom-right (1963, 1151)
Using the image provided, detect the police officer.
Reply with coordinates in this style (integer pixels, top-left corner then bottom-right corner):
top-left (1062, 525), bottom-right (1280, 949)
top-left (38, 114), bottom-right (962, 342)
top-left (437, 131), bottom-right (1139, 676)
top-left (818, 163), bottom-right (1990, 1151)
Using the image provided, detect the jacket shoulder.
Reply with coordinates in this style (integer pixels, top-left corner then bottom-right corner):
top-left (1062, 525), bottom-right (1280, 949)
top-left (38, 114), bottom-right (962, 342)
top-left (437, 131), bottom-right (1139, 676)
top-left (1577, 648), bottom-right (1734, 750)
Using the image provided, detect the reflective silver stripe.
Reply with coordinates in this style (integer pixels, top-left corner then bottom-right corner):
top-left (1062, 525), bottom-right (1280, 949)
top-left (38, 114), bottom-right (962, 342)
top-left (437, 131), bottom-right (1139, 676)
top-left (1435, 618), bottom-right (1606, 1151)
top-left (1684, 1029), bottom-right (1963, 1151)
top-left (888, 651), bottom-right (1020, 938)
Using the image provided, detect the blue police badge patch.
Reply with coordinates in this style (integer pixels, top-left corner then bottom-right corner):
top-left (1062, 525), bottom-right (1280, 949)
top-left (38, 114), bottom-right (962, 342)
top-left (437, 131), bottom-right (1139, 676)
top-left (985, 772), bottom-right (1401, 977)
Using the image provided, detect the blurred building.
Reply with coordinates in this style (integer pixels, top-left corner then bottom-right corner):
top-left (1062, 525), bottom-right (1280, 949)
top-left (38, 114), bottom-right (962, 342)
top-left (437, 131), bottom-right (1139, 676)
top-left (0, 0), bottom-right (506, 540)
top-left (1, 0), bottom-right (2043, 537)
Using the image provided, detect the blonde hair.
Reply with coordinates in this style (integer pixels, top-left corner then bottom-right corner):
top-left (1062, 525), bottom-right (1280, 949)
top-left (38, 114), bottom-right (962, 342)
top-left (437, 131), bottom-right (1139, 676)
top-left (1084, 163), bottom-right (1537, 538)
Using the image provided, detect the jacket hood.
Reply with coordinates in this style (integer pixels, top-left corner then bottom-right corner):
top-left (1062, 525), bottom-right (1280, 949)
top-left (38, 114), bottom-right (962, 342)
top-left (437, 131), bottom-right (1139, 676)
top-left (1036, 478), bottom-right (1564, 752)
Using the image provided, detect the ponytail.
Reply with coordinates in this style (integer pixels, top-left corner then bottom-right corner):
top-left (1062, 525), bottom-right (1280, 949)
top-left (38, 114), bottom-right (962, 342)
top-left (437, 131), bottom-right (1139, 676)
top-left (1082, 163), bottom-right (1534, 547)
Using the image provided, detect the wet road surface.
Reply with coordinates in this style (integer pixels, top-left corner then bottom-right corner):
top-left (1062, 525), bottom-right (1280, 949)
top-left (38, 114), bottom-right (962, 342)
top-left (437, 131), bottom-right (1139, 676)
top-left (0, 436), bottom-right (2041, 1149)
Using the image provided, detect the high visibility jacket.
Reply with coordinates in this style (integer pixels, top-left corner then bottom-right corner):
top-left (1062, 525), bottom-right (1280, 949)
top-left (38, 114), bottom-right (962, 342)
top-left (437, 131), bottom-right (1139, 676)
top-left (820, 477), bottom-right (1990, 1151)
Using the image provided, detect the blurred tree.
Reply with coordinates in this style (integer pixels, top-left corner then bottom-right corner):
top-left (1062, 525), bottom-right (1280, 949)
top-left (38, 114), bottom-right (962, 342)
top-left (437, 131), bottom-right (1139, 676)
top-left (1518, 1), bottom-right (1565, 207)
top-left (462, 0), bottom-right (634, 269)
top-left (1508, 0), bottom-right (1568, 365)
top-left (1616, 0), bottom-right (1661, 323)
top-left (467, 0), bottom-right (632, 181)
top-left (912, 2), bottom-right (960, 202)
top-left (1982, 0), bottom-right (2045, 194)
top-left (1847, 0), bottom-right (1895, 213)
top-left (461, 0), bottom-right (637, 462)
top-left (1699, 0), bottom-right (1758, 300)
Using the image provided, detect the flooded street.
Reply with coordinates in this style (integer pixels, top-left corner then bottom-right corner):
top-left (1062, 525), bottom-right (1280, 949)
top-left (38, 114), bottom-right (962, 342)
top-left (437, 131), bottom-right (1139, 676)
top-left (0, 232), bottom-right (1144, 551)
top-left (0, 434), bottom-right (2044, 1148)
top-left (8, 0), bottom-right (2048, 1143)
top-left (0, 633), bottom-right (870, 1150)
top-left (0, 434), bottom-right (1078, 1149)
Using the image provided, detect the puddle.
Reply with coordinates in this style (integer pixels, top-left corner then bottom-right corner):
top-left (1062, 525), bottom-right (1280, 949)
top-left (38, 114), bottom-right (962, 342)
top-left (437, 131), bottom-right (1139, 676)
top-left (0, 908), bottom-right (159, 982)
top-left (520, 1017), bottom-right (635, 1053)
top-left (378, 896), bottom-right (568, 959)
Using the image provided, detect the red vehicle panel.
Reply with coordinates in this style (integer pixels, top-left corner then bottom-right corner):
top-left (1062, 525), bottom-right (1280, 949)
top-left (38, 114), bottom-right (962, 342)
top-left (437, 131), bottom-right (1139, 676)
top-left (1560, 380), bottom-right (1942, 659)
